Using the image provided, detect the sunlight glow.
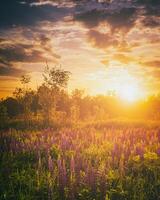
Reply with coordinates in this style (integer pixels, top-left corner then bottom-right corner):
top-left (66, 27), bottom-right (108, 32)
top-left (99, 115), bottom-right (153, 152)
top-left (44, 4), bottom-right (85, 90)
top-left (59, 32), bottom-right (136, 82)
top-left (105, 66), bottom-right (146, 102)
top-left (118, 85), bottom-right (140, 102)
top-left (90, 66), bottom-right (146, 102)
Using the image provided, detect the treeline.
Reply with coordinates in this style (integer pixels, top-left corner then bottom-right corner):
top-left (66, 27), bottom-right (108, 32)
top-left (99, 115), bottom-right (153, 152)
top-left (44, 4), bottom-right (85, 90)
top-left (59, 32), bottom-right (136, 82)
top-left (0, 66), bottom-right (160, 129)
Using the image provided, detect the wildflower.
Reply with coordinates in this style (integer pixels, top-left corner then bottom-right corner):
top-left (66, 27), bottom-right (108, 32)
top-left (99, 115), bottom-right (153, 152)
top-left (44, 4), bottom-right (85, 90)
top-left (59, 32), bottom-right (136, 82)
top-left (144, 152), bottom-right (158, 160)
top-left (70, 155), bottom-right (75, 182)
top-left (48, 155), bottom-right (53, 172)
top-left (135, 146), bottom-right (144, 159)
top-left (132, 155), bottom-right (140, 162)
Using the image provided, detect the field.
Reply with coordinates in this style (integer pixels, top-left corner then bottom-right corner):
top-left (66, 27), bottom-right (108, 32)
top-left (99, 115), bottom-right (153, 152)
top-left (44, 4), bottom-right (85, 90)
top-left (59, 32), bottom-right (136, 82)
top-left (1, 0), bottom-right (160, 199)
top-left (1, 122), bottom-right (160, 200)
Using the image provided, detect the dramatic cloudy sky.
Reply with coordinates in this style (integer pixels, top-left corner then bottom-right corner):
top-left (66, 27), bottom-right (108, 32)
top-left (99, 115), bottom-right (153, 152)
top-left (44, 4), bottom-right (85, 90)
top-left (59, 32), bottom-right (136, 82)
top-left (0, 0), bottom-right (160, 98)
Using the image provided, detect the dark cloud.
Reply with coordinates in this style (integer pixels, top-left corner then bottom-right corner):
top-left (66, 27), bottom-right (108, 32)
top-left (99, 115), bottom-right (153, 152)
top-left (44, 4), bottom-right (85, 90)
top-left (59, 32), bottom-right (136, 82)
top-left (0, 0), bottom-right (159, 30)
top-left (142, 16), bottom-right (160, 28)
top-left (0, 65), bottom-right (26, 77)
top-left (0, 35), bottom-right (60, 78)
top-left (106, 8), bottom-right (137, 32)
top-left (87, 30), bottom-right (118, 49)
top-left (74, 4), bottom-right (139, 51)
top-left (145, 6), bottom-right (160, 17)
top-left (0, 41), bottom-right (28, 77)
top-left (0, 0), bottom-right (70, 28)
top-left (136, 0), bottom-right (159, 6)
top-left (0, 43), bottom-right (35, 63)
top-left (74, 0), bottom-right (159, 53)
top-left (136, 0), bottom-right (160, 28)
top-left (75, 7), bottom-right (137, 32)
top-left (75, 10), bottom-right (105, 28)
top-left (136, 0), bottom-right (160, 19)
top-left (74, 0), bottom-right (160, 33)
top-left (0, 44), bottom-right (46, 64)
top-left (0, 36), bottom-right (60, 64)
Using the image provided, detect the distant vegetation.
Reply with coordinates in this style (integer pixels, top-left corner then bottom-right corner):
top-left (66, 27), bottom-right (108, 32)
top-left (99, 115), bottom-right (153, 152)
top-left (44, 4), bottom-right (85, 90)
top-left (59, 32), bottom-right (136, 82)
top-left (0, 65), bottom-right (160, 130)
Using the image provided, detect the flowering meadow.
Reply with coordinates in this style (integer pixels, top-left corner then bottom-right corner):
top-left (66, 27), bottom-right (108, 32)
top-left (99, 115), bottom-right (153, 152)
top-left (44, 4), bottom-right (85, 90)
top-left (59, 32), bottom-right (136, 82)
top-left (1, 126), bottom-right (160, 200)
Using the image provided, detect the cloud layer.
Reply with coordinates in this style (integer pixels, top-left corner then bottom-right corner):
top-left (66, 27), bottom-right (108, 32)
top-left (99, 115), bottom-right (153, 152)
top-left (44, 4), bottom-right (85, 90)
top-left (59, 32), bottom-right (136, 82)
top-left (0, 0), bottom-right (160, 96)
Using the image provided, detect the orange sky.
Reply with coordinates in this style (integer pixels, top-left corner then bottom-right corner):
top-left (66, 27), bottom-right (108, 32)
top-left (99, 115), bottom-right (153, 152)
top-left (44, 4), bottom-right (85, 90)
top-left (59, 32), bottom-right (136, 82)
top-left (0, 0), bottom-right (160, 99)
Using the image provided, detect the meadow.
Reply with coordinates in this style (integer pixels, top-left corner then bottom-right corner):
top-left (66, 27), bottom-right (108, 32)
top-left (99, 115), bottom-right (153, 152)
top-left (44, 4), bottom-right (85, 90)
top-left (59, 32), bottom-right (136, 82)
top-left (1, 122), bottom-right (160, 200)
top-left (1, 0), bottom-right (160, 199)
top-left (1, 68), bottom-right (160, 200)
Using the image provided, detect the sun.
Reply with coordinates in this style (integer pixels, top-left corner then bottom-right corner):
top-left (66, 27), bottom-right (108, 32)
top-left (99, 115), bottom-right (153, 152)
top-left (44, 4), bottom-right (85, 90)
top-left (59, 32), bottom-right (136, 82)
top-left (89, 66), bottom-right (146, 101)
top-left (104, 66), bottom-right (146, 102)
top-left (118, 85), bottom-right (140, 102)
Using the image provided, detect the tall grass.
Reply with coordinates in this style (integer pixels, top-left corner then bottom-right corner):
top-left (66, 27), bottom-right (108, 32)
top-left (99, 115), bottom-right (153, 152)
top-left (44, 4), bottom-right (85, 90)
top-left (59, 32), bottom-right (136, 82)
top-left (1, 125), bottom-right (160, 200)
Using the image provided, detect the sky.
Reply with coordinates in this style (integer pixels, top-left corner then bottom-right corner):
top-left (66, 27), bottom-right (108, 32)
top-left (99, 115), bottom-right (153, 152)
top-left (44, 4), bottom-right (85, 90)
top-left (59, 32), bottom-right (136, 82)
top-left (0, 0), bottom-right (160, 98)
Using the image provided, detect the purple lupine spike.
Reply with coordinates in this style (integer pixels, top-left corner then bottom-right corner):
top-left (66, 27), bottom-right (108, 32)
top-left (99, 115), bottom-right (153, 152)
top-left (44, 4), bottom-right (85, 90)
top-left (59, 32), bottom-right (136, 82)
top-left (57, 157), bottom-right (63, 181)
top-left (86, 165), bottom-right (96, 192)
top-left (70, 155), bottom-right (75, 174)
top-left (48, 155), bottom-right (53, 172)
top-left (135, 146), bottom-right (144, 159)
top-left (62, 159), bottom-right (67, 185)
top-left (57, 156), bottom-right (67, 199)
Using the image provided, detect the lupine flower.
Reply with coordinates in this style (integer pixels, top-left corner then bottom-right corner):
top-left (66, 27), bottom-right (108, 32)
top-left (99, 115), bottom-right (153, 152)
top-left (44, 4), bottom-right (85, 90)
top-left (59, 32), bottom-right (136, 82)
top-left (1, 126), bottom-right (160, 200)
top-left (48, 155), bottom-right (53, 172)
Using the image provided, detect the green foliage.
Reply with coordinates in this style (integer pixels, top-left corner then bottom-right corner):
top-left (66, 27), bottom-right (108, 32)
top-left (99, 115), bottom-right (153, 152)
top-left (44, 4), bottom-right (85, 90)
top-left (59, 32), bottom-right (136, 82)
top-left (43, 65), bottom-right (71, 89)
top-left (1, 65), bottom-right (160, 131)
top-left (37, 65), bottom-right (71, 125)
top-left (2, 97), bottom-right (22, 117)
top-left (0, 104), bottom-right (8, 128)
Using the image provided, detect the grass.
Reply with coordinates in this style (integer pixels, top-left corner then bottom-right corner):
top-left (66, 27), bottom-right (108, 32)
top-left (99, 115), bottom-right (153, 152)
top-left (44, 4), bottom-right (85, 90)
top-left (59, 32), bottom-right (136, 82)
top-left (0, 121), bottom-right (160, 200)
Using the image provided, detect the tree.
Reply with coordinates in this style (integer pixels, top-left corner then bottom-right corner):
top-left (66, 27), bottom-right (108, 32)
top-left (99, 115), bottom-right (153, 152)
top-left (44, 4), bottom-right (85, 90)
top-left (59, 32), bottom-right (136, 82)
top-left (43, 65), bottom-right (70, 89)
top-left (2, 97), bottom-right (22, 118)
top-left (56, 89), bottom-right (71, 117)
top-left (38, 84), bottom-right (56, 124)
top-left (13, 87), bottom-right (24, 101)
top-left (38, 65), bottom-right (71, 125)
top-left (0, 104), bottom-right (8, 129)
top-left (13, 74), bottom-right (34, 122)
top-left (70, 89), bottom-right (85, 121)
top-left (31, 93), bottom-right (40, 116)
top-left (20, 74), bottom-right (31, 90)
